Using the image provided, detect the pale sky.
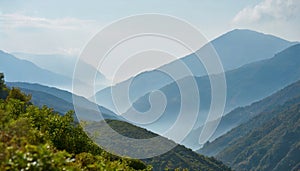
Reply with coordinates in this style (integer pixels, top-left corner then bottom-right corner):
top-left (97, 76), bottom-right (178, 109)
top-left (0, 0), bottom-right (299, 82)
top-left (1, 0), bottom-right (299, 56)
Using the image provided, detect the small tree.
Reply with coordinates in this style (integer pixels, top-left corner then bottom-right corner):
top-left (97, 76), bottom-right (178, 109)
top-left (0, 73), bottom-right (9, 99)
top-left (7, 87), bottom-right (31, 103)
top-left (0, 73), bottom-right (4, 88)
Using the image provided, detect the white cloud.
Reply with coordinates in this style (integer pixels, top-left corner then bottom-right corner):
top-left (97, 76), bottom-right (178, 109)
top-left (0, 13), bottom-right (98, 30)
top-left (0, 13), bottom-right (102, 56)
top-left (232, 0), bottom-right (300, 24)
top-left (231, 0), bottom-right (300, 41)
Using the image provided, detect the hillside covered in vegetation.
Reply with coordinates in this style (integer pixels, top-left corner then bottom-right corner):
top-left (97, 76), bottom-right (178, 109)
top-left (90, 120), bottom-right (230, 171)
top-left (199, 80), bottom-right (300, 156)
top-left (199, 79), bottom-right (300, 170)
top-left (218, 95), bottom-right (300, 170)
top-left (0, 73), bottom-right (230, 170)
top-left (0, 73), bottom-right (152, 170)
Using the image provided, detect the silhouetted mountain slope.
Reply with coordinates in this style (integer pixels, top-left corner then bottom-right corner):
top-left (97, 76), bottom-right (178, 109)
top-left (95, 29), bottom-right (296, 113)
top-left (216, 96), bottom-right (300, 171)
top-left (0, 51), bottom-right (100, 95)
top-left (87, 120), bottom-right (231, 171)
top-left (0, 50), bottom-right (72, 89)
top-left (198, 79), bottom-right (300, 156)
top-left (224, 43), bottom-right (300, 110)
top-left (7, 82), bottom-right (118, 121)
top-left (7, 82), bottom-right (72, 102)
top-left (133, 44), bottom-right (300, 149)
top-left (12, 53), bottom-right (108, 91)
top-left (95, 70), bottom-right (173, 114)
top-left (203, 29), bottom-right (297, 71)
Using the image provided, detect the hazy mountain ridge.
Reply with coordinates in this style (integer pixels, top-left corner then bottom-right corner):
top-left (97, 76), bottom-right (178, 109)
top-left (0, 50), bottom-right (72, 89)
top-left (12, 53), bottom-right (108, 91)
top-left (95, 29), bottom-right (296, 113)
top-left (131, 43), bottom-right (300, 149)
top-left (198, 79), bottom-right (300, 156)
top-left (6, 82), bottom-right (118, 121)
top-left (0, 51), bottom-right (106, 96)
top-left (12, 53), bottom-right (78, 77)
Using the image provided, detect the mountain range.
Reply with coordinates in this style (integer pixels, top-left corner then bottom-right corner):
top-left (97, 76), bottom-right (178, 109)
top-left (198, 79), bottom-right (300, 170)
top-left (12, 53), bottom-right (108, 91)
top-left (5, 81), bottom-right (231, 170)
top-left (0, 50), bottom-right (72, 90)
top-left (95, 29), bottom-right (297, 114)
top-left (1, 76), bottom-right (231, 170)
top-left (2, 28), bottom-right (300, 170)
top-left (2, 79), bottom-right (231, 170)
top-left (198, 79), bottom-right (300, 157)
top-left (4, 29), bottom-right (297, 151)
top-left (6, 82), bottom-right (118, 121)
top-left (217, 96), bottom-right (300, 171)
top-left (0, 51), bottom-right (107, 96)
top-left (129, 43), bottom-right (300, 149)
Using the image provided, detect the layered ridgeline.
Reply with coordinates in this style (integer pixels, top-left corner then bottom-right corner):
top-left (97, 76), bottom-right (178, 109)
top-left (198, 80), bottom-right (300, 156)
top-left (12, 53), bottom-right (108, 91)
top-left (129, 43), bottom-right (300, 149)
top-left (95, 29), bottom-right (296, 113)
top-left (0, 50), bottom-right (71, 88)
top-left (1, 75), bottom-right (230, 170)
top-left (197, 79), bottom-right (300, 170)
top-left (6, 82), bottom-right (118, 121)
top-left (217, 96), bottom-right (300, 171)
top-left (183, 43), bottom-right (300, 149)
top-left (0, 51), bottom-right (107, 94)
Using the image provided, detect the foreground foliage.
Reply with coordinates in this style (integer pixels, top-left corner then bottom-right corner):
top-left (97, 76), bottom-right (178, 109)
top-left (0, 75), bottom-right (151, 171)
